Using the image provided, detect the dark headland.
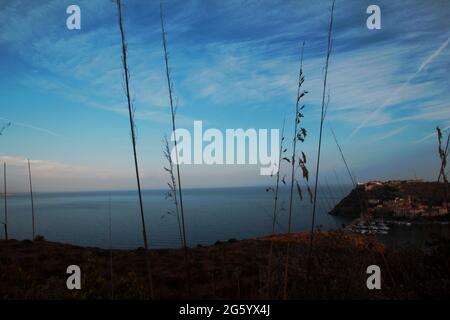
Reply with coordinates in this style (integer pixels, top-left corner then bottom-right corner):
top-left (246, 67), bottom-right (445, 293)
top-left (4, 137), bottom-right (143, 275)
top-left (330, 180), bottom-right (449, 220)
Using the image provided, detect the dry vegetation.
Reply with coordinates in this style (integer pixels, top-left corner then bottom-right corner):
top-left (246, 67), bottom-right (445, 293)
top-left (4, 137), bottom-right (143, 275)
top-left (1, 232), bottom-right (449, 299)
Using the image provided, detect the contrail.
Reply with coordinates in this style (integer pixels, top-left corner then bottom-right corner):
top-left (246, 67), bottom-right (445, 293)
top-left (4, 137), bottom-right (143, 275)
top-left (348, 35), bottom-right (450, 141)
top-left (373, 125), bottom-right (408, 142)
top-left (415, 124), bottom-right (450, 144)
top-left (0, 116), bottom-right (62, 138)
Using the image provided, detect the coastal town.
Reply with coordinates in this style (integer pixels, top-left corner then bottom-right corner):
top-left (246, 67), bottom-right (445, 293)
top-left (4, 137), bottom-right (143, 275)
top-left (331, 180), bottom-right (449, 219)
top-left (330, 180), bottom-right (449, 235)
top-left (363, 180), bottom-right (448, 219)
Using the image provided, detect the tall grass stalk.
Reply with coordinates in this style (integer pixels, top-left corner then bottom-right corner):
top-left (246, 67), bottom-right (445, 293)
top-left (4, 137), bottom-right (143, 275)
top-left (159, 0), bottom-right (190, 293)
top-left (283, 42), bottom-right (309, 300)
top-left (108, 193), bottom-right (114, 300)
top-left (0, 122), bottom-right (11, 136)
top-left (3, 162), bottom-right (7, 240)
top-left (307, 0), bottom-right (335, 287)
top-left (163, 135), bottom-right (183, 247)
top-left (437, 126), bottom-right (449, 183)
top-left (287, 43), bottom-right (307, 234)
top-left (27, 159), bottom-right (36, 240)
top-left (436, 126), bottom-right (449, 214)
top-left (330, 127), bottom-right (366, 217)
top-left (266, 117), bottom-right (286, 298)
top-left (330, 127), bottom-right (356, 187)
top-left (1, 123), bottom-right (10, 241)
top-left (115, 0), bottom-right (154, 299)
top-left (159, 0), bottom-right (187, 249)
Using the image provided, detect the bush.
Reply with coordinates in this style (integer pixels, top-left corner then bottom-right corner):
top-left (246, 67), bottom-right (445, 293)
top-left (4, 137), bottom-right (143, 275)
top-left (34, 235), bottom-right (45, 242)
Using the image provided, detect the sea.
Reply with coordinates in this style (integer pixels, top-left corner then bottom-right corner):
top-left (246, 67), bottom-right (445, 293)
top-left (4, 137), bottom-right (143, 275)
top-left (0, 186), bottom-right (353, 249)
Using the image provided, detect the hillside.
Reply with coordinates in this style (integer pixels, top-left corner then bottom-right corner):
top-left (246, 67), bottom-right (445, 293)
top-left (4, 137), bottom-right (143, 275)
top-left (1, 232), bottom-right (450, 299)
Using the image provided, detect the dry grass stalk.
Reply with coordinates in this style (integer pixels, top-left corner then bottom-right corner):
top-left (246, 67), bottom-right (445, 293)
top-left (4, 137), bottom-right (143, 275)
top-left (27, 159), bottom-right (36, 240)
top-left (115, 0), bottom-right (154, 299)
top-left (282, 42), bottom-right (310, 300)
top-left (436, 126), bottom-right (449, 214)
top-left (1, 123), bottom-right (11, 241)
top-left (3, 162), bottom-right (7, 240)
top-left (108, 193), bottom-right (114, 300)
top-left (0, 122), bottom-right (11, 136)
top-left (307, 0), bottom-right (335, 289)
top-left (163, 135), bottom-right (183, 247)
top-left (265, 117), bottom-right (286, 298)
top-left (159, 0), bottom-right (190, 294)
top-left (330, 127), bottom-right (356, 186)
top-left (330, 127), bottom-right (366, 216)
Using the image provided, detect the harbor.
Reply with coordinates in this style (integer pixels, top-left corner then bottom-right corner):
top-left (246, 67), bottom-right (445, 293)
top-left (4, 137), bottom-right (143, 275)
top-left (345, 217), bottom-right (390, 235)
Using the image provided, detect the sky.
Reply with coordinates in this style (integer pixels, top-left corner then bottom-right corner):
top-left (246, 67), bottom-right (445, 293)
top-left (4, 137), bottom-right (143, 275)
top-left (0, 0), bottom-right (449, 192)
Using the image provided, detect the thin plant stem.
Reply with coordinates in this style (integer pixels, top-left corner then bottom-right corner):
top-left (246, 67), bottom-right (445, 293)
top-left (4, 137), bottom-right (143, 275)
top-left (307, 0), bottom-right (335, 288)
top-left (266, 117), bottom-right (286, 298)
top-left (272, 118), bottom-right (286, 235)
top-left (3, 162), bottom-right (7, 241)
top-left (287, 44), bottom-right (305, 234)
top-left (330, 126), bottom-right (365, 216)
top-left (437, 131), bottom-right (449, 182)
top-left (159, 0), bottom-right (190, 294)
top-left (159, 0), bottom-right (187, 250)
top-left (436, 127), bottom-right (449, 215)
top-left (283, 42), bottom-right (307, 300)
top-left (115, 0), bottom-right (154, 299)
top-left (28, 159), bottom-right (35, 240)
top-left (163, 135), bottom-right (183, 247)
top-left (108, 193), bottom-right (114, 300)
top-left (330, 127), bottom-right (356, 187)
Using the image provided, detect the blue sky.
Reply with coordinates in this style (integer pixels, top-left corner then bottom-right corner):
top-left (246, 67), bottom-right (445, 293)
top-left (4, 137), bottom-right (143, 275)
top-left (0, 0), bottom-right (449, 192)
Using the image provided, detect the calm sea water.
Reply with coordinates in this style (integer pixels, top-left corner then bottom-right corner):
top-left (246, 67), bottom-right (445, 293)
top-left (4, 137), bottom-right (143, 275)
top-left (0, 186), bottom-right (352, 249)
